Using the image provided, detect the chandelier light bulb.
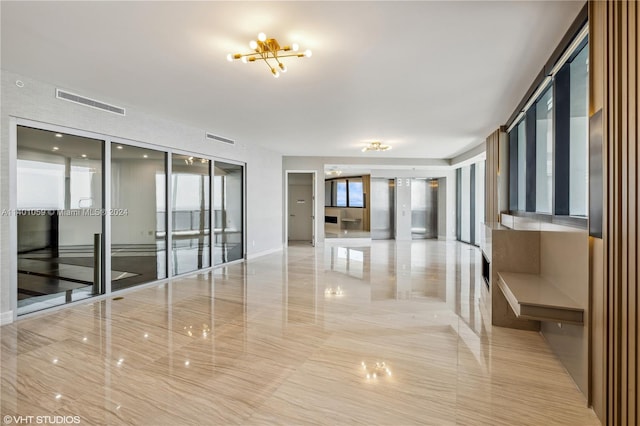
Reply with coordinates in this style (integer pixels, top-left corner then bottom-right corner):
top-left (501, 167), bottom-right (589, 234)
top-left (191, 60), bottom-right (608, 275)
top-left (271, 68), bottom-right (280, 78)
top-left (279, 63), bottom-right (287, 72)
top-left (226, 53), bottom-right (233, 62)
top-left (249, 40), bottom-right (258, 50)
top-left (258, 32), bottom-right (267, 42)
top-left (304, 49), bottom-right (312, 57)
top-left (241, 56), bottom-right (248, 63)
top-left (292, 43), bottom-right (299, 52)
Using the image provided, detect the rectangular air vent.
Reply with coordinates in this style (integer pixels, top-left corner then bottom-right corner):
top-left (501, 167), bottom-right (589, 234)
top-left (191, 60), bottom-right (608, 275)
top-left (206, 132), bottom-right (235, 145)
top-left (56, 89), bottom-right (126, 116)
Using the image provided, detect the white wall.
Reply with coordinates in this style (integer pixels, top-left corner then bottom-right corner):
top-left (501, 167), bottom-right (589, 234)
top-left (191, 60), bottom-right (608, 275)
top-left (1, 71), bottom-right (283, 320)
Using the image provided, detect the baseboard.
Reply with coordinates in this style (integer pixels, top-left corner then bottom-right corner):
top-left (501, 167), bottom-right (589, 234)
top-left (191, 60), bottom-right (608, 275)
top-left (0, 310), bottom-right (14, 325)
top-left (247, 245), bottom-right (284, 260)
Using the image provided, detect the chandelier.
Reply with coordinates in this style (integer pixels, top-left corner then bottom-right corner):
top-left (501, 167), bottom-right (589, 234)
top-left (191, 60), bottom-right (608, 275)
top-left (361, 141), bottom-right (391, 152)
top-left (227, 33), bottom-right (312, 78)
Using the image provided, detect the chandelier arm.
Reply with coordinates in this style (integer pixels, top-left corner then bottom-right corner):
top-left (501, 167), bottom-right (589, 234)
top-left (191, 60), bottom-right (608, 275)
top-left (258, 52), bottom-right (275, 73)
top-left (275, 53), bottom-right (306, 59)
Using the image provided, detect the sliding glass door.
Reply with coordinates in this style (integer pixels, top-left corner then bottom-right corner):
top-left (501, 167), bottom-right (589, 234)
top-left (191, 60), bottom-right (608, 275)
top-left (15, 123), bottom-right (246, 316)
top-left (16, 126), bottom-right (104, 315)
top-left (171, 154), bottom-right (211, 275)
top-left (111, 143), bottom-right (167, 290)
top-left (213, 161), bottom-right (244, 265)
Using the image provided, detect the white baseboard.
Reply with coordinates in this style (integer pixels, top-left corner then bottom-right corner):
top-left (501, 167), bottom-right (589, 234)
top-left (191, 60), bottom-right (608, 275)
top-left (0, 310), bottom-right (14, 326)
top-left (247, 245), bottom-right (284, 260)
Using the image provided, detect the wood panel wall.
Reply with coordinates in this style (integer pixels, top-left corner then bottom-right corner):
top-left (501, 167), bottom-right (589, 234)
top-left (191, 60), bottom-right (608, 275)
top-left (485, 128), bottom-right (508, 225)
top-left (589, 1), bottom-right (639, 424)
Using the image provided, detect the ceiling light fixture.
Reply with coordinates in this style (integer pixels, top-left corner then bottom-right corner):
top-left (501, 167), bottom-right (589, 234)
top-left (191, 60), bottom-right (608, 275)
top-left (325, 169), bottom-right (342, 177)
top-left (227, 32), bottom-right (312, 78)
top-left (361, 141), bottom-right (391, 152)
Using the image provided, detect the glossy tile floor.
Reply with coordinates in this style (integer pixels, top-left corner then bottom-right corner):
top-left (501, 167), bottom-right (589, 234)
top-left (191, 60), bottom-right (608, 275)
top-left (1, 241), bottom-right (600, 425)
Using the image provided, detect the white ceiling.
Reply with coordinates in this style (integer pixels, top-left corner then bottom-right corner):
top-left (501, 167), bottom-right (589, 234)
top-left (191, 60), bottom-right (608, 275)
top-left (1, 1), bottom-right (585, 159)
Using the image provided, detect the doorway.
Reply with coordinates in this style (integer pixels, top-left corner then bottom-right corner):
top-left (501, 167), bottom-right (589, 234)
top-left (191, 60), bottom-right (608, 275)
top-left (287, 172), bottom-right (315, 245)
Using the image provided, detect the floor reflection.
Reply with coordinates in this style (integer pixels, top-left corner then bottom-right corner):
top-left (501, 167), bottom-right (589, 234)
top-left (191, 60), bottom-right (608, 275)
top-left (1, 241), bottom-right (598, 425)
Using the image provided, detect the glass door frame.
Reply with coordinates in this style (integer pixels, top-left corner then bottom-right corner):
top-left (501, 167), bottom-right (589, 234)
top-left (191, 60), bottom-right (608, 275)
top-left (212, 159), bottom-right (247, 265)
top-left (10, 118), bottom-right (247, 320)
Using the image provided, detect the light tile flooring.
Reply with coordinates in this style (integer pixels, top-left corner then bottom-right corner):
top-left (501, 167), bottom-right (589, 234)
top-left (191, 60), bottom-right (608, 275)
top-left (1, 241), bottom-right (600, 425)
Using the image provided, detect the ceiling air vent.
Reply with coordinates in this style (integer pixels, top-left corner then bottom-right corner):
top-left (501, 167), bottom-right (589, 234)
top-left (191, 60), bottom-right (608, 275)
top-left (206, 132), bottom-right (235, 145)
top-left (56, 89), bottom-right (126, 116)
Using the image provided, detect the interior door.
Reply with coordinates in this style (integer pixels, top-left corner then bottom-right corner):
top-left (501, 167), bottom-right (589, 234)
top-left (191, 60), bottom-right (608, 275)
top-left (288, 175), bottom-right (313, 242)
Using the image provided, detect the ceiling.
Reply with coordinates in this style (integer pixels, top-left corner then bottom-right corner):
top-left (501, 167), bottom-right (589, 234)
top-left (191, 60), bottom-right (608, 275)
top-left (1, 1), bottom-right (585, 160)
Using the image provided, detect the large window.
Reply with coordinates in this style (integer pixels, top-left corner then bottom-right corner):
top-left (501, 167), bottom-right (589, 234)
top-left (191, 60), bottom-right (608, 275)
top-left (326, 177), bottom-right (365, 208)
top-left (507, 30), bottom-right (588, 222)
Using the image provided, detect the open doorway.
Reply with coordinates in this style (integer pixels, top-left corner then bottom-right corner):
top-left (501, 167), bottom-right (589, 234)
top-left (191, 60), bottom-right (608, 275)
top-left (286, 172), bottom-right (315, 246)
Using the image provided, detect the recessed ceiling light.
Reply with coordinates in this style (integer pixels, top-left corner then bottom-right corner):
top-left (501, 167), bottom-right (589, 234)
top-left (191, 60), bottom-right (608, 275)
top-left (143, 154), bottom-right (148, 158)
top-left (55, 133), bottom-right (63, 138)
top-left (81, 154), bottom-right (87, 158)
top-left (52, 146), bottom-right (59, 151)
top-left (116, 146), bottom-right (123, 150)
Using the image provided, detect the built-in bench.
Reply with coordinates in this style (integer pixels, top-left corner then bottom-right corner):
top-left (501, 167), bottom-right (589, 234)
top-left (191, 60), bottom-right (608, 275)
top-left (497, 271), bottom-right (584, 325)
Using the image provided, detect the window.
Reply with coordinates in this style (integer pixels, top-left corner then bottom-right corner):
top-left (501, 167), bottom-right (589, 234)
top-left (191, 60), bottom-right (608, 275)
top-left (569, 45), bottom-right (589, 216)
top-left (456, 160), bottom-right (484, 246)
top-left (348, 179), bottom-right (364, 207)
top-left (506, 26), bottom-right (589, 224)
top-left (461, 166), bottom-right (471, 242)
top-left (335, 181), bottom-right (347, 206)
top-left (535, 87), bottom-right (553, 213)
top-left (517, 121), bottom-right (526, 211)
top-left (326, 177), bottom-right (365, 208)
